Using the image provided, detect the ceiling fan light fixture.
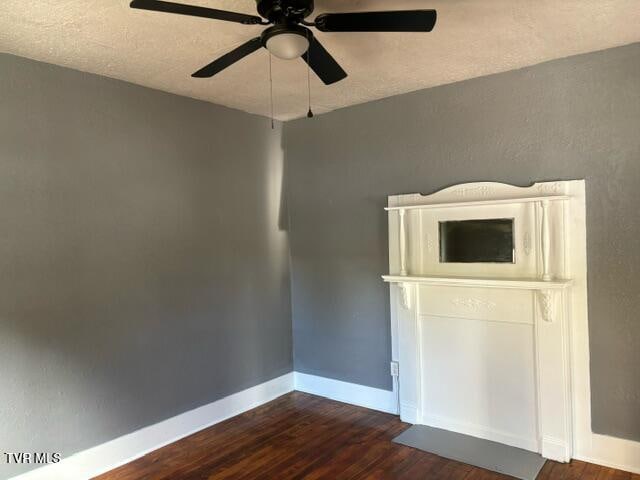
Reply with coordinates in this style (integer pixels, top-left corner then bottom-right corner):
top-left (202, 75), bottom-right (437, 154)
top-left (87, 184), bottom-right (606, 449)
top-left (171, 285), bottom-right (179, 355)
top-left (265, 30), bottom-right (309, 60)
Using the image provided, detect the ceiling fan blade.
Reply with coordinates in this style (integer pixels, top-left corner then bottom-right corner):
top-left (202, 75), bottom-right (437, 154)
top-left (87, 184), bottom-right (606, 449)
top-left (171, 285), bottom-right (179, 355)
top-left (315, 10), bottom-right (437, 32)
top-left (130, 0), bottom-right (264, 25)
top-left (302, 36), bottom-right (347, 85)
top-left (192, 37), bottom-right (263, 78)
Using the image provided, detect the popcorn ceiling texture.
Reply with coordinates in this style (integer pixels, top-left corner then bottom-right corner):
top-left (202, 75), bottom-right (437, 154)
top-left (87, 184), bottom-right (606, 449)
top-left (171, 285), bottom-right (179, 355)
top-left (1, 0), bottom-right (639, 120)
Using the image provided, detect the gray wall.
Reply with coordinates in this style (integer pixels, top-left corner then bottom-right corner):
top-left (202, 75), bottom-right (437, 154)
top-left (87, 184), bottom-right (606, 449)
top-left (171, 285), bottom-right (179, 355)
top-left (284, 43), bottom-right (640, 441)
top-left (0, 54), bottom-right (291, 478)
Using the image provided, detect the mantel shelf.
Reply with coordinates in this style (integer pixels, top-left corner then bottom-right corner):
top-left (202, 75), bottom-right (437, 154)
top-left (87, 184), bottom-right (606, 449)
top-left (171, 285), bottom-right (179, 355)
top-left (384, 195), bottom-right (570, 211)
top-left (382, 274), bottom-right (572, 290)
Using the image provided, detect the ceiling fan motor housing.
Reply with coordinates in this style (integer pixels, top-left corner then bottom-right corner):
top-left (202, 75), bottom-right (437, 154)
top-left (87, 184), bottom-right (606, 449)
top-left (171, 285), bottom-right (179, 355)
top-left (256, 0), bottom-right (314, 23)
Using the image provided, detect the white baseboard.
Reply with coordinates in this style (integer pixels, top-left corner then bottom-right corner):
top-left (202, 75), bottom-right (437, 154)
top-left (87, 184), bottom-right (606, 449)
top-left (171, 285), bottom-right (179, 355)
top-left (10, 373), bottom-right (294, 480)
top-left (421, 413), bottom-right (539, 454)
top-left (399, 402), bottom-right (419, 424)
top-left (574, 432), bottom-right (640, 475)
top-left (9, 370), bottom-right (640, 479)
top-left (293, 372), bottom-right (398, 414)
top-left (541, 436), bottom-right (571, 463)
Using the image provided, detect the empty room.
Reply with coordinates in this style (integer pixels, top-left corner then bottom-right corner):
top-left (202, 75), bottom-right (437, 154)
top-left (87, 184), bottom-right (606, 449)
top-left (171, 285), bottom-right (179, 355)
top-left (1, 1), bottom-right (639, 479)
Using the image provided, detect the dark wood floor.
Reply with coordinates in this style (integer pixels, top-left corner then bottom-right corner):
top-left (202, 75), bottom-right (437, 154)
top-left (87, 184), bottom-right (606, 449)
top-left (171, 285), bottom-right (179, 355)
top-left (95, 392), bottom-right (637, 480)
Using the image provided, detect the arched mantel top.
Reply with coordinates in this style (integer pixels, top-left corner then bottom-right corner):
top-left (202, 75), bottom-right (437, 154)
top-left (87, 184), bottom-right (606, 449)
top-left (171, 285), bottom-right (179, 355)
top-left (387, 180), bottom-right (582, 208)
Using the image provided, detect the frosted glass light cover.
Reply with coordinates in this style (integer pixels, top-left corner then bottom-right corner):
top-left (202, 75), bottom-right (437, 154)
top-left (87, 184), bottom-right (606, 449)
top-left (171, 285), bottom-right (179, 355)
top-left (266, 33), bottom-right (309, 60)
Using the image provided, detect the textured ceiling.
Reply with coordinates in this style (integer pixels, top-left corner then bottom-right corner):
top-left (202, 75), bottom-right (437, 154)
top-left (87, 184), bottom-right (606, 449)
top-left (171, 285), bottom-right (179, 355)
top-left (1, 1), bottom-right (639, 120)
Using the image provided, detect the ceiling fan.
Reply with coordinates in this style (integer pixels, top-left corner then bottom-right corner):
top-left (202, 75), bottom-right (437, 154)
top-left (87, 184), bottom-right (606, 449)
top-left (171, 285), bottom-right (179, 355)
top-left (130, 0), bottom-right (437, 85)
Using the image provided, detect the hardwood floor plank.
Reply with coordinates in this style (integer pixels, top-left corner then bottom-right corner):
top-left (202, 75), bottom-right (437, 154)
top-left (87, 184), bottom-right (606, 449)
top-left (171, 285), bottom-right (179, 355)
top-left (433, 460), bottom-right (475, 480)
top-left (463, 466), bottom-right (514, 480)
top-left (94, 392), bottom-right (635, 480)
top-left (215, 408), bottom-right (378, 479)
top-left (581, 463), bottom-right (607, 480)
top-left (535, 461), bottom-right (556, 480)
top-left (542, 459), bottom-right (588, 480)
top-left (352, 444), bottom-right (427, 479)
top-left (254, 410), bottom-right (390, 479)
top-left (162, 400), bottom-right (360, 480)
top-left (397, 456), bottom-right (450, 480)
top-left (597, 466), bottom-right (632, 480)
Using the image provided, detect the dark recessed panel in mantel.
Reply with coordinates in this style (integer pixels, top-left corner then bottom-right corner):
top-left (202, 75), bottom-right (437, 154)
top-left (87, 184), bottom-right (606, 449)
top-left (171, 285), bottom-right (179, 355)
top-left (439, 218), bottom-right (515, 264)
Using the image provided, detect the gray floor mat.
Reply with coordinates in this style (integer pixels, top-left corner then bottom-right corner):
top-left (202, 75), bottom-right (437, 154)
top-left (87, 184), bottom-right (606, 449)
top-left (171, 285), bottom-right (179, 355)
top-left (393, 425), bottom-right (546, 480)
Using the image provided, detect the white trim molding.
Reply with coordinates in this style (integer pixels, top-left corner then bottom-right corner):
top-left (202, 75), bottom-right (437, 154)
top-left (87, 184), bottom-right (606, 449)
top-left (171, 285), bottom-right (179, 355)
top-left (574, 433), bottom-right (640, 475)
top-left (10, 373), bottom-right (294, 480)
top-left (294, 372), bottom-right (398, 414)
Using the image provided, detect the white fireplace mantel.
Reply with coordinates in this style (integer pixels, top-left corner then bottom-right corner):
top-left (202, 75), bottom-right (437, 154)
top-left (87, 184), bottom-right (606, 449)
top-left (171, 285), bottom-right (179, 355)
top-left (383, 180), bottom-right (588, 464)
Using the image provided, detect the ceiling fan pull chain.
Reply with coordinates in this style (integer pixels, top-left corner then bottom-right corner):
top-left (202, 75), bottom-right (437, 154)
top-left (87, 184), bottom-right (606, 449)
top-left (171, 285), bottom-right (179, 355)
top-left (306, 32), bottom-right (314, 118)
top-left (269, 52), bottom-right (275, 129)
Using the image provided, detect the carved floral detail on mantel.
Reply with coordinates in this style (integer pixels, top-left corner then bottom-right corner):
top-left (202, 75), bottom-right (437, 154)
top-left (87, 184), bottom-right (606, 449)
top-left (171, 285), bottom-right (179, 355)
top-left (453, 185), bottom-right (491, 198)
top-left (399, 283), bottom-right (412, 310)
top-left (536, 182), bottom-right (564, 194)
top-left (538, 290), bottom-right (554, 322)
top-left (451, 297), bottom-right (497, 311)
